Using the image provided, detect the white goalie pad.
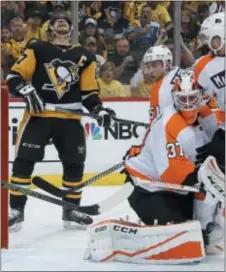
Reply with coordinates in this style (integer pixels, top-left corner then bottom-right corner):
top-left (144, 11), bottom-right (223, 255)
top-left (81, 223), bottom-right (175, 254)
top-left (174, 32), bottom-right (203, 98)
top-left (84, 219), bottom-right (205, 265)
top-left (198, 156), bottom-right (225, 203)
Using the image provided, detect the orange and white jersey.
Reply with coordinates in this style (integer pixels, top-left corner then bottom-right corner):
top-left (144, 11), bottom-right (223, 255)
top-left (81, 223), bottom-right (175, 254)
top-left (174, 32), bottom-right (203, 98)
top-left (125, 105), bottom-right (213, 193)
top-left (193, 54), bottom-right (225, 123)
top-left (149, 66), bottom-right (187, 124)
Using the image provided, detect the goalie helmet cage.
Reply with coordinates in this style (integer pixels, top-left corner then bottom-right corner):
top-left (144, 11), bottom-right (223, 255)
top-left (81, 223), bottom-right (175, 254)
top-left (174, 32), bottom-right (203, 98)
top-left (1, 82), bottom-right (9, 249)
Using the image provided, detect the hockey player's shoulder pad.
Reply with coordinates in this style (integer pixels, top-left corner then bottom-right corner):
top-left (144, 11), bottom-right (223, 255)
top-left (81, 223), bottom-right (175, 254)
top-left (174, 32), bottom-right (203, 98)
top-left (25, 40), bottom-right (50, 53)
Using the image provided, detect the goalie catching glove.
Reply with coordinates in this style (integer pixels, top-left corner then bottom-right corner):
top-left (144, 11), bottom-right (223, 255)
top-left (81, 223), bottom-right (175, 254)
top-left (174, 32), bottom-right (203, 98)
top-left (19, 84), bottom-right (45, 114)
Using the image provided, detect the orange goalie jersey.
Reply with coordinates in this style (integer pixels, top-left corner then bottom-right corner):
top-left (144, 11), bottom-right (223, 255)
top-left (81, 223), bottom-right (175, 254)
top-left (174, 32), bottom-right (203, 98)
top-left (125, 104), bottom-right (215, 192)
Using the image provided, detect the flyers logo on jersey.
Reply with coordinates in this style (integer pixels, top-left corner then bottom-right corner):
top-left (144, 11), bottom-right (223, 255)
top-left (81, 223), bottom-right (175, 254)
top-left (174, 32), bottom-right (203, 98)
top-left (43, 58), bottom-right (84, 99)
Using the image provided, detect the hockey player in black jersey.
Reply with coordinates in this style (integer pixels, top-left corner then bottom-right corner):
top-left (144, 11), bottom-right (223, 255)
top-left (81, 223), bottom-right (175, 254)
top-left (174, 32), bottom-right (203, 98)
top-left (6, 13), bottom-right (116, 230)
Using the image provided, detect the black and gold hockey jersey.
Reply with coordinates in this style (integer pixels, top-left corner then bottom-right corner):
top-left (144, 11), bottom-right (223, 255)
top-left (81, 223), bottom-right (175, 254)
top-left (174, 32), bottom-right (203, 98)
top-left (8, 41), bottom-right (101, 119)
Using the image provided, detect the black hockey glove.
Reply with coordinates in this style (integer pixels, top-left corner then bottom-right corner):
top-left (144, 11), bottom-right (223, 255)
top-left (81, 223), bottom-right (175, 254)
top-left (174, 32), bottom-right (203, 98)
top-left (94, 107), bottom-right (116, 127)
top-left (19, 84), bottom-right (45, 114)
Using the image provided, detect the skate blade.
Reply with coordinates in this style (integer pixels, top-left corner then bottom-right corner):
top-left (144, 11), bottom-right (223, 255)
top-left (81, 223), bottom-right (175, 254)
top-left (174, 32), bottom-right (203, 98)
top-left (63, 221), bottom-right (87, 230)
top-left (9, 222), bottom-right (22, 233)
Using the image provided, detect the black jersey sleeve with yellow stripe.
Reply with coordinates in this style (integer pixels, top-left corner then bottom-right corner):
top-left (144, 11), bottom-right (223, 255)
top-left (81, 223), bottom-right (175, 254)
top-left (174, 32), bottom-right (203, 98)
top-left (6, 42), bottom-right (38, 97)
top-left (80, 50), bottom-right (102, 112)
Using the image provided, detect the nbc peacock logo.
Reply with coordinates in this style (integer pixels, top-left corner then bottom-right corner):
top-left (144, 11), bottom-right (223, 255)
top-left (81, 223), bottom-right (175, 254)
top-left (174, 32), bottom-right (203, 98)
top-left (84, 122), bottom-right (102, 140)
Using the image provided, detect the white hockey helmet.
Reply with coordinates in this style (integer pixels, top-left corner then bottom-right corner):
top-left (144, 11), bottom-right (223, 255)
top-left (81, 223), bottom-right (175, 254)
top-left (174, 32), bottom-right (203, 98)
top-left (143, 45), bottom-right (173, 71)
top-left (172, 70), bottom-right (202, 112)
top-left (199, 12), bottom-right (225, 54)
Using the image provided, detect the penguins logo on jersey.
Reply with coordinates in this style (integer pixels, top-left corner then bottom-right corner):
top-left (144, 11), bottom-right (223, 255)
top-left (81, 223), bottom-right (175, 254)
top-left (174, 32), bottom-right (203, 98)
top-left (43, 59), bottom-right (80, 99)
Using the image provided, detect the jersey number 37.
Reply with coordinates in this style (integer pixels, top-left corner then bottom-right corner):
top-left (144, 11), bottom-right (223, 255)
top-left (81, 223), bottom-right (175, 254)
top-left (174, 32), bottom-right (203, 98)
top-left (166, 142), bottom-right (184, 159)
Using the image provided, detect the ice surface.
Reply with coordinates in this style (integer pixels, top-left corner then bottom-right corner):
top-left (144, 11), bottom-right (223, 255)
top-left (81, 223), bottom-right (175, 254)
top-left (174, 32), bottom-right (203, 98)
top-left (2, 187), bottom-right (224, 271)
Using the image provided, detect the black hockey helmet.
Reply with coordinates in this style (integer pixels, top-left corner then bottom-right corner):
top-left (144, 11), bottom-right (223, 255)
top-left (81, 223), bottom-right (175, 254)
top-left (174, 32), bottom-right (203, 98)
top-left (47, 12), bottom-right (73, 37)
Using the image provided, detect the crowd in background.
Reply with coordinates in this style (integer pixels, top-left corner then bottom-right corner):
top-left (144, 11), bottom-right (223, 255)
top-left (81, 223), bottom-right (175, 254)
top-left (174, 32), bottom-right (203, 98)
top-left (1, 1), bottom-right (225, 97)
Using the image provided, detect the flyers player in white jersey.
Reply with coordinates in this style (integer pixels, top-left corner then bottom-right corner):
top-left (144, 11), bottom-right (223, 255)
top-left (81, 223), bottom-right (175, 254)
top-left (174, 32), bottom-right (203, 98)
top-left (193, 12), bottom-right (225, 172)
top-left (85, 73), bottom-right (224, 264)
top-left (142, 45), bottom-right (184, 125)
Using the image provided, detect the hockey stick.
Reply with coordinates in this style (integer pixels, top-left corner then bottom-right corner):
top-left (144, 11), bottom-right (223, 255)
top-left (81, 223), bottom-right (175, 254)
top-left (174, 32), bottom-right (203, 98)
top-left (1, 181), bottom-right (92, 225)
top-left (45, 104), bottom-right (149, 128)
top-left (71, 179), bottom-right (201, 216)
top-left (32, 175), bottom-right (200, 216)
top-left (32, 162), bottom-right (124, 197)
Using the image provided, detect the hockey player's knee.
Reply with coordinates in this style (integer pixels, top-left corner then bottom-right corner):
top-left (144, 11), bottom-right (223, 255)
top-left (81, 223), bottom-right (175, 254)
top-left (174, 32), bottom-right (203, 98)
top-left (12, 158), bottom-right (35, 177)
top-left (62, 162), bottom-right (84, 181)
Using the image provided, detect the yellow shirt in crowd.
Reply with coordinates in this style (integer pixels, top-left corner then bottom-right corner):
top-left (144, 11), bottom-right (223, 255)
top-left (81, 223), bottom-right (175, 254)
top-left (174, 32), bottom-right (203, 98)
top-left (6, 38), bottom-right (27, 59)
top-left (23, 24), bottom-right (42, 43)
top-left (97, 78), bottom-right (126, 97)
top-left (136, 81), bottom-right (153, 98)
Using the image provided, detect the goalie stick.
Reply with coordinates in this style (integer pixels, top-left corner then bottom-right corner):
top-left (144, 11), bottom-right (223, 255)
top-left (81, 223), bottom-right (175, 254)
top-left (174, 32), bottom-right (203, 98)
top-left (32, 162), bottom-right (124, 197)
top-left (1, 181), bottom-right (92, 225)
top-left (45, 104), bottom-right (149, 128)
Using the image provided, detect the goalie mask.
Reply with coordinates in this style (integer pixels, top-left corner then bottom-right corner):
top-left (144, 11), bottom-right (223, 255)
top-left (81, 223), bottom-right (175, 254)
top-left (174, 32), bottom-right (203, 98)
top-left (173, 70), bottom-right (203, 125)
top-left (47, 13), bottom-right (73, 39)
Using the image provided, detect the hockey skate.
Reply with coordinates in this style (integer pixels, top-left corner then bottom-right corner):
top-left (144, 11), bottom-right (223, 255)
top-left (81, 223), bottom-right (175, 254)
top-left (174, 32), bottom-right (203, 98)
top-left (62, 208), bottom-right (89, 230)
top-left (9, 208), bottom-right (24, 232)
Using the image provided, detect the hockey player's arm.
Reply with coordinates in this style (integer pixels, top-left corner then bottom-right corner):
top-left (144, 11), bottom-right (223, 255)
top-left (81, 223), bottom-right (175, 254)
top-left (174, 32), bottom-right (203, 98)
top-left (6, 45), bottom-right (44, 113)
top-left (80, 60), bottom-right (116, 127)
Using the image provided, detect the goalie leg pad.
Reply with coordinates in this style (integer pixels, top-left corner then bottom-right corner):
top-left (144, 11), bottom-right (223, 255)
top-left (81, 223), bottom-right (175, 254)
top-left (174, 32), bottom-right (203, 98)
top-left (84, 219), bottom-right (205, 264)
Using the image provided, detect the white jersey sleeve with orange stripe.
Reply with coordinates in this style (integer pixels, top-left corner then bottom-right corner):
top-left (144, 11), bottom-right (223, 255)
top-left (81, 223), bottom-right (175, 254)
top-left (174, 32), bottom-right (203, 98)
top-left (125, 105), bottom-right (211, 193)
top-left (149, 66), bottom-right (182, 124)
top-left (193, 55), bottom-right (225, 114)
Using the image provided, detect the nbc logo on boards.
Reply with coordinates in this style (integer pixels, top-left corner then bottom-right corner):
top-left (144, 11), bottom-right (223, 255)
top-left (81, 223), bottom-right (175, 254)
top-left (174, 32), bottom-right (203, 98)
top-left (84, 122), bottom-right (102, 140)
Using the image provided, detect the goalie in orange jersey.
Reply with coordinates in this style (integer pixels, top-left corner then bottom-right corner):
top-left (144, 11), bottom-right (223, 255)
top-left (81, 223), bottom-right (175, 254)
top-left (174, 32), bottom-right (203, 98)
top-left (85, 71), bottom-right (224, 264)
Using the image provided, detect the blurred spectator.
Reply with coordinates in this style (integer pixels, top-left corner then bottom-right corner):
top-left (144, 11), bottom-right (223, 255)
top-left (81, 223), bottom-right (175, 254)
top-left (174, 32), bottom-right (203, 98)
top-left (125, 1), bottom-right (147, 26)
top-left (209, 1), bottom-right (225, 15)
top-left (146, 1), bottom-right (173, 32)
top-left (97, 2), bottom-right (129, 50)
top-left (190, 4), bottom-right (210, 48)
top-left (180, 9), bottom-right (197, 51)
top-left (182, 1), bottom-right (208, 15)
top-left (84, 1), bottom-right (102, 20)
top-left (1, 25), bottom-right (12, 79)
top-left (84, 36), bottom-right (106, 77)
top-left (127, 5), bottom-right (165, 59)
top-left (1, 25), bottom-right (11, 43)
top-left (79, 17), bottom-right (107, 58)
top-left (109, 37), bottom-right (139, 85)
top-left (24, 9), bottom-right (44, 43)
top-left (15, 1), bottom-right (26, 19)
top-left (97, 61), bottom-right (128, 97)
top-left (1, 1), bottom-right (15, 26)
top-left (7, 17), bottom-right (26, 60)
top-left (164, 36), bottom-right (195, 68)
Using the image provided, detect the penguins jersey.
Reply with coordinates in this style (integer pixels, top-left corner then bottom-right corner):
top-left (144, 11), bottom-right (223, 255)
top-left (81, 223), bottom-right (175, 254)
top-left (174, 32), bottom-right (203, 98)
top-left (7, 41), bottom-right (100, 119)
top-left (193, 54), bottom-right (225, 124)
top-left (149, 66), bottom-right (188, 124)
top-left (125, 104), bottom-right (216, 193)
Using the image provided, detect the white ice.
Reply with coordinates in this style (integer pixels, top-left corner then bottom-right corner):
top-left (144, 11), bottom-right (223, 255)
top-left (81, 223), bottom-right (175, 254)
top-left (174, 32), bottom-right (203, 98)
top-left (2, 186), bottom-right (225, 271)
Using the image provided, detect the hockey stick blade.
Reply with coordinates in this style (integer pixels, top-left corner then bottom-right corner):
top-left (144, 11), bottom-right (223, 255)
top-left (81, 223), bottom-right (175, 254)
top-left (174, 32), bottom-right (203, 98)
top-left (32, 162), bottom-right (124, 198)
top-left (1, 181), bottom-right (93, 225)
top-left (75, 182), bottom-right (134, 215)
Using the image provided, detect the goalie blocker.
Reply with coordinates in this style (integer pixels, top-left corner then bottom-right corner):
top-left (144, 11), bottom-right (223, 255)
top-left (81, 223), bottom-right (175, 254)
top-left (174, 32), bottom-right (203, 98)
top-left (84, 219), bottom-right (205, 264)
